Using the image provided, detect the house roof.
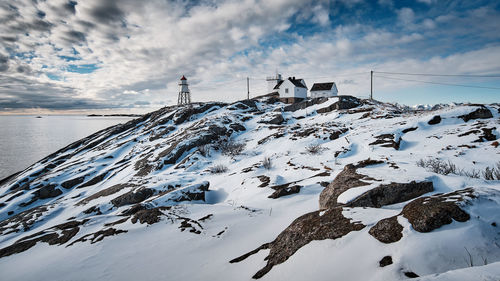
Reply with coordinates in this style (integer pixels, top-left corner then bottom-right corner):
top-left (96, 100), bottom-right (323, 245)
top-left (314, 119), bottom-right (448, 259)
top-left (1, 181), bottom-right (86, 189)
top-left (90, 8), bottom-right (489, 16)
top-left (273, 80), bottom-right (284, 90)
top-left (274, 77), bottom-right (306, 89)
top-left (311, 82), bottom-right (335, 91)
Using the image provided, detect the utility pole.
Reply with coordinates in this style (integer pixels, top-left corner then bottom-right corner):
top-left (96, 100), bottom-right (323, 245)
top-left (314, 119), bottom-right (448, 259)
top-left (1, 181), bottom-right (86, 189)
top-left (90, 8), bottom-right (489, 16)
top-left (370, 70), bottom-right (373, 100)
top-left (247, 77), bottom-right (250, 100)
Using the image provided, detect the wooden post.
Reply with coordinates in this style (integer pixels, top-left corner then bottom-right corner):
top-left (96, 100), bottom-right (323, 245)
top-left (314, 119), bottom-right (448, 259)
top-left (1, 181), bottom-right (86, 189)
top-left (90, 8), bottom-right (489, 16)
top-left (370, 70), bottom-right (373, 100)
top-left (247, 77), bottom-right (250, 100)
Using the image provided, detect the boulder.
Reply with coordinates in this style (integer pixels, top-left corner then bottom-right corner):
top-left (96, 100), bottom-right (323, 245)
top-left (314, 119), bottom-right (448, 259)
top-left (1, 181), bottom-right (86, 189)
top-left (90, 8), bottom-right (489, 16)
top-left (402, 189), bottom-right (472, 232)
top-left (459, 107), bottom-right (493, 122)
top-left (427, 115), bottom-right (441, 125)
top-left (347, 181), bottom-right (433, 208)
top-left (369, 216), bottom-right (403, 243)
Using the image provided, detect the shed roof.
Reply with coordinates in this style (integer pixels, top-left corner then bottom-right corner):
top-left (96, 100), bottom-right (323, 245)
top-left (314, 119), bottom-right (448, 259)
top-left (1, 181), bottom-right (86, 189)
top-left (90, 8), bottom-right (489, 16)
top-left (311, 82), bottom-right (335, 91)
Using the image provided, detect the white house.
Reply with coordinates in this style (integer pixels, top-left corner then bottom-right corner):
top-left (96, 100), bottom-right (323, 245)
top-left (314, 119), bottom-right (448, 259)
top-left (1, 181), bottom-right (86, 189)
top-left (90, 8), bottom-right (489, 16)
top-left (309, 82), bottom-right (338, 98)
top-left (274, 77), bottom-right (307, 103)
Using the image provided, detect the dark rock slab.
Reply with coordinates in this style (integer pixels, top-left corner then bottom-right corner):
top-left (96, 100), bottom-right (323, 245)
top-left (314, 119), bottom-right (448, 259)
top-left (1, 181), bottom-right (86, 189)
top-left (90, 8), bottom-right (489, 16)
top-left (379, 256), bottom-right (393, 267)
top-left (459, 107), bottom-right (493, 122)
top-left (61, 175), bottom-right (86, 189)
top-left (131, 207), bottom-right (170, 224)
top-left (369, 216), bottom-right (403, 243)
top-left (111, 188), bottom-right (154, 207)
top-left (347, 181), bottom-right (434, 208)
top-left (268, 185), bottom-right (301, 199)
top-left (402, 189), bottom-right (473, 232)
top-left (319, 160), bottom-right (382, 210)
top-left (230, 207), bottom-right (364, 279)
top-left (369, 134), bottom-right (401, 150)
top-left (428, 115), bottom-right (441, 125)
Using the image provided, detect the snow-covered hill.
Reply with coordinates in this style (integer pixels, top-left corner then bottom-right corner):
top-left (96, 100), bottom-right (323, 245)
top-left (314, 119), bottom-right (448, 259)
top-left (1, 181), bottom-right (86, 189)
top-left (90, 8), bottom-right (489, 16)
top-left (0, 96), bottom-right (499, 281)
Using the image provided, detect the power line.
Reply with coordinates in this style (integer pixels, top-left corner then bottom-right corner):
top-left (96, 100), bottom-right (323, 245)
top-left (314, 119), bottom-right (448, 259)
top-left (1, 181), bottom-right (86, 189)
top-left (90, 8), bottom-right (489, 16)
top-left (375, 71), bottom-right (500, 78)
top-left (375, 75), bottom-right (500, 90)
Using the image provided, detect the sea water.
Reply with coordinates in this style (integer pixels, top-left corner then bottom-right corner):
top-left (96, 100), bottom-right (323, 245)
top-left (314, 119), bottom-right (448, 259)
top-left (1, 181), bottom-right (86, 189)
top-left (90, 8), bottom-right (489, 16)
top-left (0, 115), bottom-right (135, 179)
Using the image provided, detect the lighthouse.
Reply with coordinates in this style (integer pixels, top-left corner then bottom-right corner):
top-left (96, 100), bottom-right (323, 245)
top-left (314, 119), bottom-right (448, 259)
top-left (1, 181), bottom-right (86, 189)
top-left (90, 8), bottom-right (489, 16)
top-left (178, 75), bottom-right (191, 105)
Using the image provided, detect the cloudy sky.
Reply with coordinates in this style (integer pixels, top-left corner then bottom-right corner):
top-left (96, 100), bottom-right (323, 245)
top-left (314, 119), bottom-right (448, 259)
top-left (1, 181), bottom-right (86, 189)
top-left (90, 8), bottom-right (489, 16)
top-left (1, 0), bottom-right (499, 114)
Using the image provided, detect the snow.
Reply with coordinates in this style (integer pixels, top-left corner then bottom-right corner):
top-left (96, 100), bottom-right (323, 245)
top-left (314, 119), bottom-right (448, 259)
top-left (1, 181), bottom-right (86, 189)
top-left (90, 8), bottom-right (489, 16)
top-left (0, 99), bottom-right (499, 281)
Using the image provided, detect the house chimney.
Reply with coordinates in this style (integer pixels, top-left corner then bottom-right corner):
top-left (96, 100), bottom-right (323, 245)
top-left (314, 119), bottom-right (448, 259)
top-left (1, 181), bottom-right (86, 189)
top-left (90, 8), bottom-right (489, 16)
top-left (293, 76), bottom-right (295, 80)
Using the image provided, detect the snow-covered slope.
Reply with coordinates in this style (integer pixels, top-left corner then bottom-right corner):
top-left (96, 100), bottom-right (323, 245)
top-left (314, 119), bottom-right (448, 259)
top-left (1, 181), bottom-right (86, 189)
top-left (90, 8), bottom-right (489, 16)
top-left (0, 97), bottom-right (499, 281)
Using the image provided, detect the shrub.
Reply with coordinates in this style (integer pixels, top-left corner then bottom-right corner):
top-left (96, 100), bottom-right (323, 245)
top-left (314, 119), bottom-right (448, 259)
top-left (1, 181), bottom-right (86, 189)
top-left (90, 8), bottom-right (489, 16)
top-left (306, 144), bottom-right (323, 155)
top-left (220, 140), bottom-right (246, 156)
top-left (483, 162), bottom-right (500, 180)
top-left (417, 158), bottom-right (499, 180)
top-left (209, 164), bottom-right (228, 174)
top-left (262, 156), bottom-right (272, 170)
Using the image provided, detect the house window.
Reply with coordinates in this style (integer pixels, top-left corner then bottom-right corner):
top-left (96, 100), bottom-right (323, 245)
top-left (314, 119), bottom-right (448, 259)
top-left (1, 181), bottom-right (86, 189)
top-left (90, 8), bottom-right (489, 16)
top-left (285, 88), bottom-right (289, 93)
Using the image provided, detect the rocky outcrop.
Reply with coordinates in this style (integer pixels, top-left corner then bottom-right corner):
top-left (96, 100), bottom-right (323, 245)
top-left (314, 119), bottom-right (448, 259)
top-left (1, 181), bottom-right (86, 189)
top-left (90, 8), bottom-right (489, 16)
top-left (369, 133), bottom-right (401, 150)
top-left (0, 219), bottom-right (88, 258)
top-left (230, 207), bottom-right (364, 279)
top-left (402, 189), bottom-right (473, 232)
top-left (283, 97), bottom-right (329, 112)
top-left (319, 160), bottom-right (382, 209)
top-left (111, 188), bottom-right (155, 208)
top-left (131, 207), bottom-right (168, 224)
top-left (369, 216), bottom-right (403, 243)
top-left (459, 107), bottom-right (493, 122)
top-left (268, 184), bottom-right (301, 199)
top-left (428, 115), bottom-right (441, 125)
top-left (347, 181), bottom-right (433, 208)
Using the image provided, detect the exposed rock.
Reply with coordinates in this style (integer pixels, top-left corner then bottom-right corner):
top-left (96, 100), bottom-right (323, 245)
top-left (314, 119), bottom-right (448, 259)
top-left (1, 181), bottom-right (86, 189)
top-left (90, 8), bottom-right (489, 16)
top-left (427, 115), bottom-right (441, 125)
top-left (319, 161), bottom-right (381, 210)
top-left (131, 207), bottom-right (169, 224)
top-left (0, 206), bottom-right (48, 234)
top-left (347, 181), bottom-right (434, 208)
top-left (268, 185), bottom-right (301, 199)
top-left (77, 172), bottom-right (108, 189)
top-left (474, 127), bottom-right (497, 142)
top-left (83, 205), bottom-right (102, 215)
top-left (369, 134), bottom-right (401, 150)
top-left (402, 127), bottom-right (418, 133)
top-left (402, 189), bottom-right (472, 232)
top-left (68, 228), bottom-right (127, 246)
top-left (316, 96), bottom-right (361, 113)
top-left (111, 188), bottom-right (155, 207)
top-left (459, 107), bottom-right (493, 122)
top-left (329, 128), bottom-right (348, 140)
top-left (77, 183), bottom-right (132, 206)
top-left (0, 219), bottom-right (87, 258)
top-left (283, 97), bottom-right (329, 112)
top-left (230, 207), bottom-right (364, 279)
top-left (160, 124), bottom-right (228, 165)
top-left (404, 272), bottom-right (419, 278)
top-left (35, 184), bottom-right (62, 199)
top-left (369, 216), bottom-right (403, 243)
top-left (257, 175), bottom-right (270, 187)
top-left (260, 114), bottom-right (284, 125)
top-left (379, 256), bottom-right (393, 267)
top-left (173, 182), bottom-right (210, 202)
top-left (61, 175), bottom-right (86, 189)
top-left (229, 123), bottom-right (246, 132)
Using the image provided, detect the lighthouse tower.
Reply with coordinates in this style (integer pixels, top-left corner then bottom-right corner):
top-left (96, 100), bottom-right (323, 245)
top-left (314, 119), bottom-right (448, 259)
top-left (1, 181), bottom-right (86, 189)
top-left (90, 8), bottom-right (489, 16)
top-left (178, 75), bottom-right (191, 105)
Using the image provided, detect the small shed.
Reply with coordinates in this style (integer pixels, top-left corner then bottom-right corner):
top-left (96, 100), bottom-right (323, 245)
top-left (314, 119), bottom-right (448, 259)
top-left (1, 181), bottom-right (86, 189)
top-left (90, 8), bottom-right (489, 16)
top-left (274, 77), bottom-right (307, 103)
top-left (310, 82), bottom-right (338, 98)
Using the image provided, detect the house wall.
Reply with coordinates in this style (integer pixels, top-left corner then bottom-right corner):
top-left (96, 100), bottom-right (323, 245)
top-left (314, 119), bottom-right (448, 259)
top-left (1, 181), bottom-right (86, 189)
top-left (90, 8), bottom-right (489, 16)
top-left (310, 90), bottom-right (337, 98)
top-left (279, 80), bottom-right (307, 99)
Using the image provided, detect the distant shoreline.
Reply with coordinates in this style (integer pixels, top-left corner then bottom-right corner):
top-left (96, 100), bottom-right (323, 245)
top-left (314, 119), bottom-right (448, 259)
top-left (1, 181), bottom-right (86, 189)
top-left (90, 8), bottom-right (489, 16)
top-left (86, 114), bottom-right (142, 117)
